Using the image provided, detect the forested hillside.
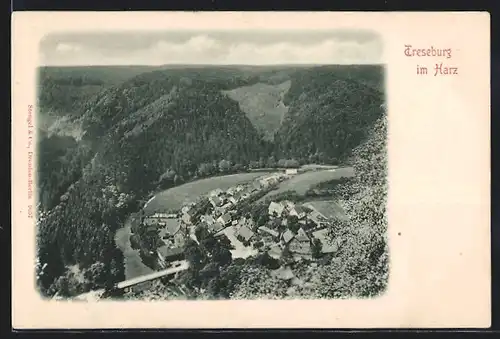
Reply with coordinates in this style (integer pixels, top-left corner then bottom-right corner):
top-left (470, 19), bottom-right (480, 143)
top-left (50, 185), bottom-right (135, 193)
top-left (36, 64), bottom-right (386, 297)
top-left (275, 66), bottom-right (383, 163)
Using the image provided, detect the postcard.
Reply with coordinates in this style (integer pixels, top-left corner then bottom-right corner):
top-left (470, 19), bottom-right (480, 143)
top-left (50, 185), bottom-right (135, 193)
top-left (11, 11), bottom-right (491, 329)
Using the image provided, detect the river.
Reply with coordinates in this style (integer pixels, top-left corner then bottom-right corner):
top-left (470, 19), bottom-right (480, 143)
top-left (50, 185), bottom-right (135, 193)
top-left (114, 214), bottom-right (154, 282)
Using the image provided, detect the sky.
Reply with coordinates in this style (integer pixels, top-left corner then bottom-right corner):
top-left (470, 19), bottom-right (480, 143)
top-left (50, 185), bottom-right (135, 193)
top-left (39, 30), bottom-right (383, 66)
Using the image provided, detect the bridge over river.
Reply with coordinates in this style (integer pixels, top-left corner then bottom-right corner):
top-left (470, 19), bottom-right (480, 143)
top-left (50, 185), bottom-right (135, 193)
top-left (69, 260), bottom-right (190, 301)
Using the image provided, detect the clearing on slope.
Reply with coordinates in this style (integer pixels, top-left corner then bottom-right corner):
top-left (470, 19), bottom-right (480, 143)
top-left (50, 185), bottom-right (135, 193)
top-left (222, 80), bottom-right (292, 141)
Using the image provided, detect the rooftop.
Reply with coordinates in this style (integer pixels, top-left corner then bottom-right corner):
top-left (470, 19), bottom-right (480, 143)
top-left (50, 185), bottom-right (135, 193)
top-left (293, 205), bottom-right (308, 214)
top-left (258, 226), bottom-right (279, 238)
top-left (271, 266), bottom-right (295, 280)
top-left (219, 213), bottom-right (232, 223)
top-left (304, 200), bottom-right (349, 221)
top-left (282, 229), bottom-right (295, 243)
top-left (158, 219), bottom-right (181, 237)
top-left (157, 246), bottom-right (184, 258)
top-left (296, 228), bottom-right (310, 242)
top-left (237, 225), bottom-right (254, 241)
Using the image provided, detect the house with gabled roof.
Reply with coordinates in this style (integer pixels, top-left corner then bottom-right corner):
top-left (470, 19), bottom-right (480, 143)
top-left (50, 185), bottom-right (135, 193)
top-left (173, 230), bottom-right (186, 248)
top-left (295, 228), bottom-right (310, 243)
top-left (290, 205), bottom-right (308, 219)
top-left (158, 219), bottom-right (182, 240)
top-left (229, 191), bottom-right (244, 204)
top-left (200, 214), bottom-right (215, 226)
top-left (241, 190), bottom-right (252, 199)
top-left (210, 221), bottom-right (225, 233)
top-left (258, 226), bottom-right (279, 239)
top-left (226, 187), bottom-right (235, 196)
top-left (236, 225), bottom-right (254, 243)
top-left (221, 202), bottom-right (233, 210)
top-left (209, 195), bottom-right (224, 208)
top-left (289, 238), bottom-right (311, 255)
top-left (157, 246), bottom-right (185, 269)
top-left (217, 213), bottom-right (232, 227)
top-left (307, 210), bottom-right (328, 227)
top-left (182, 212), bottom-right (193, 225)
top-left (209, 188), bottom-right (223, 197)
top-left (282, 200), bottom-right (295, 211)
top-left (281, 229), bottom-right (295, 245)
top-left (269, 201), bottom-right (285, 217)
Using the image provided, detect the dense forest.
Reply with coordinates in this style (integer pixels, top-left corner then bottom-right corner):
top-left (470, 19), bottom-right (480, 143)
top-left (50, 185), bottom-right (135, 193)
top-left (36, 64), bottom-right (385, 297)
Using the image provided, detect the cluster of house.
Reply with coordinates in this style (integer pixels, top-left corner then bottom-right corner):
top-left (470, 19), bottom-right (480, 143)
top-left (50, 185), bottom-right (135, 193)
top-left (261, 200), bottom-right (340, 261)
top-left (186, 172), bottom-right (289, 232)
top-left (141, 173), bottom-right (290, 267)
top-left (141, 171), bottom-right (342, 269)
top-left (210, 198), bottom-right (340, 263)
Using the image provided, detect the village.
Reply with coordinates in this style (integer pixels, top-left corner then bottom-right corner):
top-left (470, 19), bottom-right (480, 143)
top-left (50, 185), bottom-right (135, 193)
top-left (138, 167), bottom-right (347, 279)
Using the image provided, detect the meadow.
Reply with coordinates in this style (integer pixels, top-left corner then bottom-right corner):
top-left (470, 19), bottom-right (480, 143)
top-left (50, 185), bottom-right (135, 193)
top-left (260, 167), bottom-right (355, 200)
top-left (222, 80), bottom-right (291, 141)
top-left (144, 172), bottom-right (273, 213)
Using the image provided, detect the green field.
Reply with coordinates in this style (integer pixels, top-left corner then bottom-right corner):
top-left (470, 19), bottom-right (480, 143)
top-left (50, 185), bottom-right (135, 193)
top-left (144, 172), bottom-right (273, 213)
top-left (260, 167), bottom-right (355, 200)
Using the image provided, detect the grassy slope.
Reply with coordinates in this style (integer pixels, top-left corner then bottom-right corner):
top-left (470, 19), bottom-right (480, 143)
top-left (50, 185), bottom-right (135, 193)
top-left (222, 80), bottom-right (292, 141)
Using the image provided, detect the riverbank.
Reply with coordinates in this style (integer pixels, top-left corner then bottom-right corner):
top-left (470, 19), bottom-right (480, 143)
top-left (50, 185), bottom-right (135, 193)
top-left (114, 214), bottom-right (154, 284)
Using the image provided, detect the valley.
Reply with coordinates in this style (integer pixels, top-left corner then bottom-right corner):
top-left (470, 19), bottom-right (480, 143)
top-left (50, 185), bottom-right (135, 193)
top-left (35, 64), bottom-right (388, 301)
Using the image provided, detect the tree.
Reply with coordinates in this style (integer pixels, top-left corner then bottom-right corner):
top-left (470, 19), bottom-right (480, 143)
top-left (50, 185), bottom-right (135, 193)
top-left (257, 213), bottom-right (269, 226)
top-left (201, 234), bottom-right (217, 252)
top-left (199, 262), bottom-right (220, 281)
top-left (206, 277), bottom-right (221, 298)
top-left (267, 156), bottom-right (277, 168)
top-left (218, 159), bottom-right (232, 173)
top-left (218, 234), bottom-right (234, 250)
top-left (48, 275), bottom-right (70, 297)
top-left (212, 243), bottom-right (232, 267)
top-left (287, 215), bottom-right (300, 233)
top-left (195, 225), bottom-right (210, 242)
top-left (250, 253), bottom-right (280, 269)
top-left (84, 261), bottom-right (107, 289)
top-left (197, 163), bottom-right (214, 177)
top-left (311, 238), bottom-right (323, 259)
top-left (184, 240), bottom-right (205, 269)
top-left (253, 240), bottom-right (264, 249)
top-left (283, 159), bottom-right (299, 168)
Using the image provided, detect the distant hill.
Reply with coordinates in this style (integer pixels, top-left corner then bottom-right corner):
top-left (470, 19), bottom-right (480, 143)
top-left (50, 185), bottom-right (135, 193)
top-left (36, 64), bottom-right (386, 297)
